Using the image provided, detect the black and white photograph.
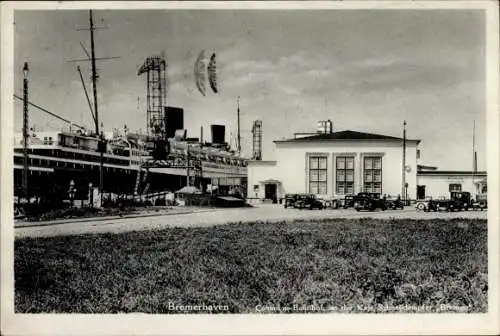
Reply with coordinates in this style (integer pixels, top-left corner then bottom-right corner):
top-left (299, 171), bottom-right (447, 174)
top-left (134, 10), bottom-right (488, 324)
top-left (1, 1), bottom-right (499, 335)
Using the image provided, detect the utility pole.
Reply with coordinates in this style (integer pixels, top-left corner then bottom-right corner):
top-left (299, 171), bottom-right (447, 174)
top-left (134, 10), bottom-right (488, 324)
top-left (472, 119), bottom-right (476, 196)
top-left (22, 62), bottom-right (29, 202)
top-left (186, 144), bottom-right (190, 186)
top-left (237, 96), bottom-right (241, 156)
top-left (402, 120), bottom-right (407, 204)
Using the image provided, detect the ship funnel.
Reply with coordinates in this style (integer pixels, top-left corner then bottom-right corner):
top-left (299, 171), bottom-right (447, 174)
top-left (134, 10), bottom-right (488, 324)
top-left (211, 124), bottom-right (225, 144)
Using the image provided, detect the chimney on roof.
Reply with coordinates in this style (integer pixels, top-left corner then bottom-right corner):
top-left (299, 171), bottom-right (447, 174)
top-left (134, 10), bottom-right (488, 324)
top-left (317, 120), bottom-right (333, 134)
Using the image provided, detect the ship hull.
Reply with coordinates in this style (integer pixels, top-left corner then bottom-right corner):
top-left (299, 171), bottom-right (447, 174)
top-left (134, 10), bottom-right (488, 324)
top-left (14, 164), bottom-right (214, 201)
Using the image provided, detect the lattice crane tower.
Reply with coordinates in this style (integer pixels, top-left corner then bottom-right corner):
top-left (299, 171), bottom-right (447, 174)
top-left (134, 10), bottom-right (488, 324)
top-left (138, 55), bottom-right (167, 139)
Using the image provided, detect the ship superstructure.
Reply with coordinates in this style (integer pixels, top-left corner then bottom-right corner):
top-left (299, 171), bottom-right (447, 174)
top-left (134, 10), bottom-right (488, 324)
top-left (13, 126), bottom-right (248, 201)
top-left (14, 10), bottom-right (248, 204)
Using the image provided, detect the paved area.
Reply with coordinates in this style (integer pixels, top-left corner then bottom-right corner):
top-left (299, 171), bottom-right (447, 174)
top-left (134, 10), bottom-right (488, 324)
top-left (14, 206), bottom-right (219, 228)
top-left (14, 204), bottom-right (488, 238)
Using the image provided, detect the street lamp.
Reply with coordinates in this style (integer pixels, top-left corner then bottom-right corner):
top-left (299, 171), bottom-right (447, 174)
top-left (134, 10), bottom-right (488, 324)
top-left (22, 62), bottom-right (29, 202)
top-left (23, 62), bottom-right (29, 77)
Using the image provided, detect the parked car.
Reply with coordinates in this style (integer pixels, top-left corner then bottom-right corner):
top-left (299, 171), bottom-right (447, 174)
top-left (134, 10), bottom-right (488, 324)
top-left (385, 196), bottom-right (404, 210)
top-left (415, 200), bottom-right (429, 211)
top-left (425, 192), bottom-right (475, 212)
top-left (294, 194), bottom-right (324, 210)
top-left (343, 195), bottom-right (356, 209)
top-left (424, 199), bottom-right (439, 212)
top-left (472, 194), bottom-right (487, 211)
top-left (14, 204), bottom-right (25, 219)
top-left (318, 197), bottom-right (338, 209)
top-left (416, 197), bottom-right (443, 211)
top-left (354, 194), bottom-right (387, 211)
top-left (284, 194), bottom-right (298, 208)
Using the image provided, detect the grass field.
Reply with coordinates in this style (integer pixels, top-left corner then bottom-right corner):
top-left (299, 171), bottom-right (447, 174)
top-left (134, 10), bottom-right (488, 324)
top-left (15, 218), bottom-right (487, 313)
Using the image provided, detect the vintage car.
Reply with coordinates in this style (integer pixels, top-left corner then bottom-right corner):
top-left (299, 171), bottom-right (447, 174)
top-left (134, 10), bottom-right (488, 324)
top-left (424, 199), bottom-right (441, 212)
top-left (415, 199), bottom-right (430, 211)
top-left (354, 194), bottom-right (387, 211)
top-left (423, 192), bottom-right (476, 212)
top-left (416, 197), bottom-right (443, 211)
top-left (342, 195), bottom-right (356, 209)
top-left (318, 197), bottom-right (339, 209)
top-left (283, 194), bottom-right (298, 208)
top-left (294, 194), bottom-right (324, 210)
top-left (14, 204), bottom-right (25, 219)
top-left (472, 194), bottom-right (487, 211)
top-left (385, 196), bottom-right (404, 210)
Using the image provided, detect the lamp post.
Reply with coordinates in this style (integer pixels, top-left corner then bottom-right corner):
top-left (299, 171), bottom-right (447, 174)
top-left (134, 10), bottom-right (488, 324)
top-left (99, 131), bottom-right (104, 207)
top-left (22, 62), bottom-right (29, 202)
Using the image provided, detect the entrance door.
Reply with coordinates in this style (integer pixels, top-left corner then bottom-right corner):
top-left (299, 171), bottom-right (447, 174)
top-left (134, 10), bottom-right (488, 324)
top-left (264, 183), bottom-right (277, 203)
top-left (417, 185), bottom-right (426, 200)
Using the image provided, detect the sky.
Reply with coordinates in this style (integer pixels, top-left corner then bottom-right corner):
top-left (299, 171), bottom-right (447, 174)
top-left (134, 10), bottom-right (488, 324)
top-left (12, 9), bottom-right (486, 170)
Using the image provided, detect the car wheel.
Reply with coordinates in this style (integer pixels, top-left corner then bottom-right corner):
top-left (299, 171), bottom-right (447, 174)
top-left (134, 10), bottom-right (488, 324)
top-left (416, 202), bottom-right (425, 211)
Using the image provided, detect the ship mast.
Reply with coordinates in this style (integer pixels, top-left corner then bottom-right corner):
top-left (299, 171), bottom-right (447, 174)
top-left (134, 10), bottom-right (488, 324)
top-left (70, 10), bottom-right (119, 204)
top-left (89, 10), bottom-right (100, 136)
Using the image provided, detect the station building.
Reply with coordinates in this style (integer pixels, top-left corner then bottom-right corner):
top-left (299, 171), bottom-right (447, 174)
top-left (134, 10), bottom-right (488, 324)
top-left (247, 128), bottom-right (486, 202)
top-left (416, 166), bottom-right (487, 200)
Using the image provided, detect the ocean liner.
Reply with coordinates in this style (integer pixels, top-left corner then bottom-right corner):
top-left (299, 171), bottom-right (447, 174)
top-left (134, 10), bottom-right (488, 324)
top-left (14, 10), bottom-right (248, 204)
top-left (13, 125), bottom-right (248, 202)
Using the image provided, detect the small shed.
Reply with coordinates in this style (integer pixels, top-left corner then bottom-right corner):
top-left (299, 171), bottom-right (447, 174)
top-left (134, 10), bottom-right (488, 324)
top-left (215, 195), bottom-right (246, 208)
top-left (175, 186), bottom-right (210, 206)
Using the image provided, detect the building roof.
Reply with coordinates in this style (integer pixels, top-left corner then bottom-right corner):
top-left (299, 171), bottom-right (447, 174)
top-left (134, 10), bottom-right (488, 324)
top-left (417, 170), bottom-right (487, 176)
top-left (259, 179), bottom-right (282, 184)
top-left (417, 164), bottom-right (438, 171)
top-left (175, 186), bottom-right (202, 194)
top-left (274, 130), bottom-right (420, 144)
top-left (247, 160), bottom-right (277, 166)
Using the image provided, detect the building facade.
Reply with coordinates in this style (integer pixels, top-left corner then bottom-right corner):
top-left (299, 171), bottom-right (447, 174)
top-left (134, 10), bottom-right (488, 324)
top-left (416, 170), bottom-right (487, 199)
top-left (247, 130), bottom-right (419, 201)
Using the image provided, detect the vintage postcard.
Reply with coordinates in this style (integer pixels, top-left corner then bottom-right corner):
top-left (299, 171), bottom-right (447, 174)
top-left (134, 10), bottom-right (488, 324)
top-left (1, 1), bottom-right (499, 335)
